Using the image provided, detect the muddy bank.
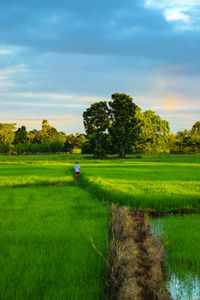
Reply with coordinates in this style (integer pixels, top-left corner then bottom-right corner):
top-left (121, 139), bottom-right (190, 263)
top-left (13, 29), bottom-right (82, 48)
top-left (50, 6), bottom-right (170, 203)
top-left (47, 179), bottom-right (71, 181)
top-left (130, 208), bottom-right (200, 218)
top-left (105, 206), bottom-right (171, 300)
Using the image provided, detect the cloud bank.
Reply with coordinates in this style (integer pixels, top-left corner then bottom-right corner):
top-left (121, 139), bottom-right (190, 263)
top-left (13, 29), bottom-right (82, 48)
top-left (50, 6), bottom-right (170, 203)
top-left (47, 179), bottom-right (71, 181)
top-left (0, 0), bottom-right (200, 133)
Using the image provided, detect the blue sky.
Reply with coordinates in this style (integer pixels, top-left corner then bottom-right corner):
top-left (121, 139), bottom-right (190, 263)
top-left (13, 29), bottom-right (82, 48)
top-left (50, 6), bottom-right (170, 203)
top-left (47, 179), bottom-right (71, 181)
top-left (0, 0), bottom-right (200, 133)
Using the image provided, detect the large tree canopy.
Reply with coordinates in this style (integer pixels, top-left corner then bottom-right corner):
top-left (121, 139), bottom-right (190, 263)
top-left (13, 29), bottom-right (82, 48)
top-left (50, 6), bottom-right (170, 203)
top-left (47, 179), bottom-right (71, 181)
top-left (14, 126), bottom-right (29, 145)
top-left (191, 121), bottom-right (200, 152)
top-left (109, 93), bottom-right (140, 158)
top-left (0, 123), bottom-right (16, 144)
top-left (192, 121), bottom-right (200, 133)
top-left (65, 133), bottom-right (87, 153)
top-left (83, 101), bottom-right (110, 156)
top-left (1, 94), bottom-right (200, 156)
top-left (137, 110), bottom-right (170, 153)
top-left (83, 102), bottom-right (110, 136)
top-left (34, 120), bottom-right (63, 144)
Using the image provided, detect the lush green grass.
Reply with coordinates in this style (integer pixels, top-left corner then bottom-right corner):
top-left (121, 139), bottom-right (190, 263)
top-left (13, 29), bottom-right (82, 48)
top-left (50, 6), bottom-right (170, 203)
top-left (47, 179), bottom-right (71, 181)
top-left (0, 163), bottom-right (73, 187)
top-left (0, 154), bottom-right (90, 163)
top-left (80, 160), bottom-right (200, 211)
top-left (0, 186), bottom-right (109, 300)
top-left (151, 215), bottom-right (200, 276)
top-left (151, 215), bottom-right (200, 299)
top-left (1, 153), bottom-right (200, 299)
top-left (1, 153), bottom-right (200, 210)
top-left (1, 153), bottom-right (200, 163)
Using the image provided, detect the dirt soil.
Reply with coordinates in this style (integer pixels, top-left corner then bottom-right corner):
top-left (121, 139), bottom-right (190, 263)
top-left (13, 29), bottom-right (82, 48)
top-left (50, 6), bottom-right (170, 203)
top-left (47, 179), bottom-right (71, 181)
top-left (105, 206), bottom-right (171, 300)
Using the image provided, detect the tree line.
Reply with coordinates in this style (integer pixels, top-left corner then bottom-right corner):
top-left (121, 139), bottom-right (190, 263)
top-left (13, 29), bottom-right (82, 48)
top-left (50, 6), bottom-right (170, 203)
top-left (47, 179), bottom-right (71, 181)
top-left (0, 120), bottom-right (86, 155)
top-left (0, 93), bottom-right (200, 157)
top-left (83, 93), bottom-right (200, 157)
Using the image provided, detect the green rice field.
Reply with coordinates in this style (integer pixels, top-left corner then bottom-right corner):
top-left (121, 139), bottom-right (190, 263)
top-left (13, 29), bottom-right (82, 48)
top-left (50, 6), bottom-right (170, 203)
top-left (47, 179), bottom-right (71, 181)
top-left (1, 154), bottom-right (200, 299)
top-left (0, 161), bottom-right (109, 300)
top-left (151, 215), bottom-right (200, 299)
top-left (81, 160), bottom-right (200, 211)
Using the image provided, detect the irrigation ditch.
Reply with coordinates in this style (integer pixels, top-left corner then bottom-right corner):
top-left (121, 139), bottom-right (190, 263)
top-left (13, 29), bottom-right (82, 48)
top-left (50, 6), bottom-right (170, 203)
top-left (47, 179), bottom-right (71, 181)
top-left (76, 173), bottom-right (200, 300)
top-left (105, 206), bottom-right (171, 300)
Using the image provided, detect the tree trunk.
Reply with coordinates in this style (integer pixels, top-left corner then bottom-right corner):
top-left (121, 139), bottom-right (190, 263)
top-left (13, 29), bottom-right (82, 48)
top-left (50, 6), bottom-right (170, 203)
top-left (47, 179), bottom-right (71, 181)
top-left (120, 148), bottom-right (125, 158)
top-left (95, 138), bottom-right (98, 151)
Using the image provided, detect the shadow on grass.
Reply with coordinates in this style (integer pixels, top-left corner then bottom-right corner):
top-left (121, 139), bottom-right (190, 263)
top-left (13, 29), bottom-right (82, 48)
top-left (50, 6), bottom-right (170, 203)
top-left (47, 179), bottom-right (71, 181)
top-left (77, 173), bottom-right (200, 213)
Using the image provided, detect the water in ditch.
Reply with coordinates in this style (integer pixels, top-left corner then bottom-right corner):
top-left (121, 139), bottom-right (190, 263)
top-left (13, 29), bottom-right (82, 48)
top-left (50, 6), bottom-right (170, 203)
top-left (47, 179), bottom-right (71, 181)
top-left (150, 216), bottom-right (200, 300)
top-left (169, 273), bottom-right (200, 300)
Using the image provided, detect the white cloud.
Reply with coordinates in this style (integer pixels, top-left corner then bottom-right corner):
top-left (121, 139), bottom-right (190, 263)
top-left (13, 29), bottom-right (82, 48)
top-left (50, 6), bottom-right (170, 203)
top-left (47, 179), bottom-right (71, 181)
top-left (144, 0), bottom-right (200, 30)
top-left (145, 0), bottom-right (199, 11)
top-left (0, 90), bottom-right (108, 105)
top-left (0, 64), bottom-right (28, 88)
top-left (164, 8), bottom-right (189, 23)
top-left (0, 49), bottom-right (14, 55)
top-left (0, 64), bottom-right (28, 76)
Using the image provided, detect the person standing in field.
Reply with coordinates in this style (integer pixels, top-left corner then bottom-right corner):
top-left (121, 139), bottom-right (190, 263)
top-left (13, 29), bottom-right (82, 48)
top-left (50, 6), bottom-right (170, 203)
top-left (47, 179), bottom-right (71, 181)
top-left (74, 162), bottom-right (81, 179)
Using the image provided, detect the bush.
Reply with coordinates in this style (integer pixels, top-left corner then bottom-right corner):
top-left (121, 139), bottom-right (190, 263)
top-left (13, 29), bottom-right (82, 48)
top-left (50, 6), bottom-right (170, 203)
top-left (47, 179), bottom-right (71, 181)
top-left (15, 143), bottom-right (32, 155)
top-left (29, 143), bottom-right (50, 154)
top-left (72, 147), bottom-right (81, 154)
top-left (0, 143), bottom-right (11, 154)
top-left (30, 143), bottom-right (41, 154)
top-left (50, 141), bottom-right (64, 153)
top-left (81, 142), bottom-right (93, 154)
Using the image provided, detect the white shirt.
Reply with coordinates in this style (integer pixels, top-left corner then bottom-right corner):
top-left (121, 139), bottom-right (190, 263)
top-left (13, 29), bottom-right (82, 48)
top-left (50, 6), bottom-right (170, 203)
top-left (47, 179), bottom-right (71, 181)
top-left (74, 164), bottom-right (81, 172)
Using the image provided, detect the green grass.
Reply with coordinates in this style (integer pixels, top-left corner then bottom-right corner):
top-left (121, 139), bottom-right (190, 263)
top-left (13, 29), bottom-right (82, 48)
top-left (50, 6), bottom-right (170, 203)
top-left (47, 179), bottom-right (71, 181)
top-left (151, 215), bottom-right (200, 276)
top-left (80, 161), bottom-right (200, 211)
top-left (1, 153), bottom-right (200, 298)
top-left (0, 164), bottom-right (73, 187)
top-left (0, 186), bottom-right (109, 300)
top-left (151, 215), bottom-right (200, 299)
top-left (1, 153), bottom-right (200, 163)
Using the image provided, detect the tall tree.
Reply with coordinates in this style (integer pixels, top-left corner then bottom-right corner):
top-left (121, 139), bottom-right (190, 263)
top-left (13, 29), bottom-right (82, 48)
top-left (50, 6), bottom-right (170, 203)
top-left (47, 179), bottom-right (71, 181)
top-left (29, 129), bottom-right (38, 144)
top-left (192, 121), bottom-right (200, 133)
top-left (59, 131), bottom-right (66, 143)
top-left (64, 134), bottom-right (75, 153)
top-left (0, 123), bottom-right (16, 144)
top-left (175, 129), bottom-right (191, 152)
top-left (137, 110), bottom-right (170, 153)
top-left (108, 93), bottom-right (140, 158)
top-left (42, 120), bottom-right (50, 132)
top-left (34, 120), bottom-right (62, 144)
top-left (83, 102), bottom-right (110, 156)
top-left (191, 121), bottom-right (200, 152)
top-left (14, 126), bottom-right (29, 144)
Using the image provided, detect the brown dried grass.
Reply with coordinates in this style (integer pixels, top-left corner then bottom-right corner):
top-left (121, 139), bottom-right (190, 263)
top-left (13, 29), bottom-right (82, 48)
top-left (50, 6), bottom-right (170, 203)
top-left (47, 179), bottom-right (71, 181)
top-left (105, 205), bottom-right (171, 300)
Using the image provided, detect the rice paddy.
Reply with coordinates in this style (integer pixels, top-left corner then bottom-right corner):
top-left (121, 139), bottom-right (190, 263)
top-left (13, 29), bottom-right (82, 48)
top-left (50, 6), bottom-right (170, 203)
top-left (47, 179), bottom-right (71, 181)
top-left (151, 215), bottom-right (200, 299)
top-left (0, 161), bottom-right (109, 300)
top-left (1, 154), bottom-right (200, 299)
top-left (81, 159), bottom-right (200, 211)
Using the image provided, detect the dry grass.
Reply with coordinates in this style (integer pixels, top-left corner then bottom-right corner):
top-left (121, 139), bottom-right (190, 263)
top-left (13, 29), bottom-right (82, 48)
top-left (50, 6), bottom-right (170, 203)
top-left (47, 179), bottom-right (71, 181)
top-left (106, 205), bottom-right (171, 300)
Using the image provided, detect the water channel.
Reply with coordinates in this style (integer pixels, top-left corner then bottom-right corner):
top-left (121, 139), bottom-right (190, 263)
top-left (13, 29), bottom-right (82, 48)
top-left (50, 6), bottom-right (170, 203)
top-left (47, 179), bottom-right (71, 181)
top-left (150, 218), bottom-right (200, 300)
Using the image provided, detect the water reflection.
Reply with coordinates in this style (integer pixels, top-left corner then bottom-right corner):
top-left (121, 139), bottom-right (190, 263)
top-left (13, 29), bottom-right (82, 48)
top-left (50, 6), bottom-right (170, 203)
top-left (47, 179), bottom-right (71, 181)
top-left (150, 219), bottom-right (200, 300)
top-left (169, 273), bottom-right (200, 300)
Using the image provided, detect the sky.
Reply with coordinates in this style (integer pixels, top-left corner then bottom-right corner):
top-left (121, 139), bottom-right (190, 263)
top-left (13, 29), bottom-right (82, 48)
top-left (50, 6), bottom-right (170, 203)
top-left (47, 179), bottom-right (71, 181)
top-left (0, 0), bottom-right (200, 133)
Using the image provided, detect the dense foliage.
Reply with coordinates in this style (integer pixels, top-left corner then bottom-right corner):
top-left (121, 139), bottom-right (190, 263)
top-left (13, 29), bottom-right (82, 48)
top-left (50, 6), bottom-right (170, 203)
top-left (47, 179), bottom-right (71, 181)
top-left (1, 92), bottom-right (200, 156)
top-left (83, 102), bottom-right (110, 157)
top-left (83, 93), bottom-right (200, 157)
top-left (108, 93), bottom-right (140, 158)
top-left (0, 120), bottom-right (86, 155)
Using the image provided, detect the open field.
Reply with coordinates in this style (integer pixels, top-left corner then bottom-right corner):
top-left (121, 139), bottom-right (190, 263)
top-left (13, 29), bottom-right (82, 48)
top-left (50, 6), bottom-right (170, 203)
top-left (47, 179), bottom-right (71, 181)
top-left (0, 176), bottom-right (109, 299)
top-left (2, 154), bottom-right (200, 211)
top-left (1, 154), bottom-right (200, 299)
top-left (0, 163), bottom-right (73, 187)
top-left (81, 159), bottom-right (200, 211)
